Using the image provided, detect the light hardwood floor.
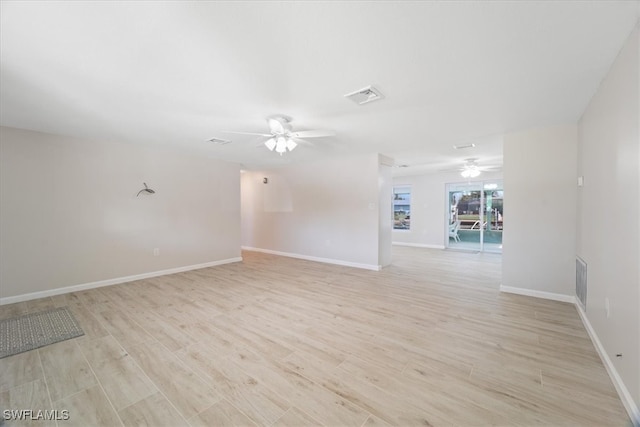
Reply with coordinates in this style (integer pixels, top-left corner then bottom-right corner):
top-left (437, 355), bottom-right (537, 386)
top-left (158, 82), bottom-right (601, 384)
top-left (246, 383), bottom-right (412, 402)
top-left (0, 247), bottom-right (630, 426)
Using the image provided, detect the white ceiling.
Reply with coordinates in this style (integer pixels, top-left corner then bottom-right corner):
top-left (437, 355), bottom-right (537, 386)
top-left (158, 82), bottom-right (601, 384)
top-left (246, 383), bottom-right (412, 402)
top-left (1, 1), bottom-right (638, 174)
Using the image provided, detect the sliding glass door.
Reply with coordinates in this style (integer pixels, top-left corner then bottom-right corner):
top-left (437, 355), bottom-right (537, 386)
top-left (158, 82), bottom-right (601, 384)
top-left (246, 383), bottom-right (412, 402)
top-left (482, 182), bottom-right (503, 253)
top-left (447, 182), bottom-right (483, 251)
top-left (446, 180), bottom-right (503, 253)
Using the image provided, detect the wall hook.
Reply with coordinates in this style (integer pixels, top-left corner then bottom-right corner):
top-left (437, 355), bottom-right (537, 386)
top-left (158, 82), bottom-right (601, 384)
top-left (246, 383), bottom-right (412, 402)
top-left (137, 182), bottom-right (156, 197)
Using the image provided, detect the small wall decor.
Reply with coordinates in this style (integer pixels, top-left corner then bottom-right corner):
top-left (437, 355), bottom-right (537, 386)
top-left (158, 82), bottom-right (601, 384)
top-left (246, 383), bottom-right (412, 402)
top-left (137, 182), bottom-right (156, 197)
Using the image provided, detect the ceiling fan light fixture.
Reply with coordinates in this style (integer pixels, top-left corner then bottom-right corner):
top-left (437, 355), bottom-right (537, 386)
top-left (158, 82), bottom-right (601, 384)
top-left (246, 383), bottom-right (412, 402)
top-left (275, 137), bottom-right (287, 154)
top-left (286, 138), bottom-right (297, 151)
top-left (264, 138), bottom-right (276, 151)
top-left (461, 167), bottom-right (480, 178)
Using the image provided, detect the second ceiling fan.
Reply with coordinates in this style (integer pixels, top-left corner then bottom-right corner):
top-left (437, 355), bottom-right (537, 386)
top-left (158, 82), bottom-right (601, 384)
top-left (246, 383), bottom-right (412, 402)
top-left (440, 158), bottom-right (502, 178)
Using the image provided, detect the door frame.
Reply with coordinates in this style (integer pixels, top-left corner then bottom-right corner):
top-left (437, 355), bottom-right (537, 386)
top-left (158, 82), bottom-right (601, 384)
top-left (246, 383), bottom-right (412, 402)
top-left (445, 180), bottom-right (503, 253)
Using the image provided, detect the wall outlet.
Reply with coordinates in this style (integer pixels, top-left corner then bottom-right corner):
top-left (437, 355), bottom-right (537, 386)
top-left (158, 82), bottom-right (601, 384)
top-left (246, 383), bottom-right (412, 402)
top-left (153, 248), bottom-right (160, 256)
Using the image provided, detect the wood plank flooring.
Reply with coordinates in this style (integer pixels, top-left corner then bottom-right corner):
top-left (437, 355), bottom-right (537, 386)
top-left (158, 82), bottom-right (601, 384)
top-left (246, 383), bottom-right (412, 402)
top-left (0, 247), bottom-right (630, 426)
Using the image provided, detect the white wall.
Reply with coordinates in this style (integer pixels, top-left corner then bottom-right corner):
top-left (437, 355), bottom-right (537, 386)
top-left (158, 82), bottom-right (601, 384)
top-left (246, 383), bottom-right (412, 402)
top-left (392, 171), bottom-right (503, 248)
top-left (0, 127), bottom-right (241, 301)
top-left (578, 25), bottom-right (639, 411)
top-left (378, 155), bottom-right (393, 267)
top-left (241, 153), bottom-right (384, 269)
top-left (502, 125), bottom-right (578, 297)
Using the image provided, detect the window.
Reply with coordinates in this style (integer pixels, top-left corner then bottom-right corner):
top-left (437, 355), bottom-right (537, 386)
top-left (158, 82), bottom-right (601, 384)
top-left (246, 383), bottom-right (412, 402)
top-left (393, 186), bottom-right (411, 230)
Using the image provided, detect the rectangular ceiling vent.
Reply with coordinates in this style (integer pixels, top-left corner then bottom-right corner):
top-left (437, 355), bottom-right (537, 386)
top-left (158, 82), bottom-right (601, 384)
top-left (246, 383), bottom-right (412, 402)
top-left (208, 137), bottom-right (232, 145)
top-left (344, 85), bottom-right (384, 105)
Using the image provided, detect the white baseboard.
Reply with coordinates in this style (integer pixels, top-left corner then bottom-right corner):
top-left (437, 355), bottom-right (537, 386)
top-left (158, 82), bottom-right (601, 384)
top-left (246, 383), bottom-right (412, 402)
top-left (576, 304), bottom-right (640, 425)
top-left (0, 257), bottom-right (243, 305)
top-left (500, 284), bottom-right (639, 425)
top-left (392, 242), bottom-right (445, 249)
top-left (499, 285), bottom-right (576, 303)
top-left (241, 246), bottom-right (381, 271)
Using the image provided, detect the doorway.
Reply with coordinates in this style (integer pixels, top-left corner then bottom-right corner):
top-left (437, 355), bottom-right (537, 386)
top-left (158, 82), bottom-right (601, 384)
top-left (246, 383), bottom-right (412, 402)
top-left (446, 180), bottom-right (503, 253)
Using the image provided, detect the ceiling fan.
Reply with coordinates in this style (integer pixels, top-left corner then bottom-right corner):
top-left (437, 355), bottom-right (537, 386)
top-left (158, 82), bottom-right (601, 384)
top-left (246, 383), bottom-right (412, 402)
top-left (221, 115), bottom-right (335, 155)
top-left (439, 158), bottom-right (502, 178)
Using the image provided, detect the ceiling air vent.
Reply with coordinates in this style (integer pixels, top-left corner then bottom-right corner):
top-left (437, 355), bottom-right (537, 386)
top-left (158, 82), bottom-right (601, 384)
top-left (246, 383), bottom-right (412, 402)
top-left (344, 85), bottom-right (384, 105)
top-left (208, 137), bottom-right (232, 145)
top-left (453, 143), bottom-right (476, 150)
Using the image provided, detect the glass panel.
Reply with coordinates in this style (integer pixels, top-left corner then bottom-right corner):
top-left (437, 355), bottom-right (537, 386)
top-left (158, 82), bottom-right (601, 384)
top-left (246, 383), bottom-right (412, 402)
top-left (393, 187), bottom-right (411, 230)
top-left (483, 182), bottom-right (503, 253)
top-left (447, 183), bottom-right (482, 251)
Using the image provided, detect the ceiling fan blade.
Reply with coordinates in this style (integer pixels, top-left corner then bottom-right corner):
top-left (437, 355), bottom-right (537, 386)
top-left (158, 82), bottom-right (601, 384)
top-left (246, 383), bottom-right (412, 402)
top-left (268, 118), bottom-right (285, 134)
top-left (290, 137), bottom-right (312, 146)
top-left (221, 130), bottom-right (273, 137)
top-left (290, 130), bottom-right (336, 138)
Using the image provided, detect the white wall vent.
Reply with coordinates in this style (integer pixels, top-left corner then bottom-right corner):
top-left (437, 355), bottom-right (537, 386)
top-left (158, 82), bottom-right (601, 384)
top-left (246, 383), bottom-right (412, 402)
top-left (344, 85), bottom-right (384, 105)
top-left (576, 256), bottom-right (587, 310)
